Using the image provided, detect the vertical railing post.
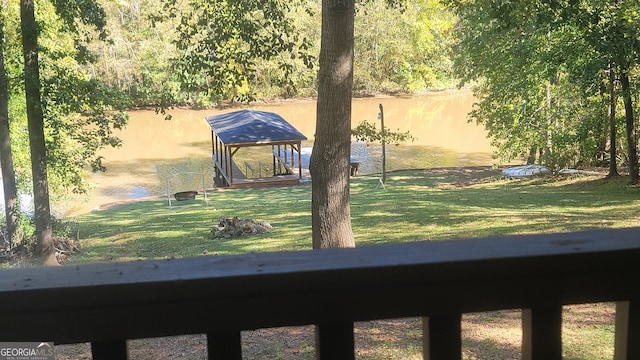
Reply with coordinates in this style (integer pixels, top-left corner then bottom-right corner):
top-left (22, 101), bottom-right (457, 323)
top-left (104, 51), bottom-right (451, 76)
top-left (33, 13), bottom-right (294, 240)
top-left (522, 305), bottom-right (562, 360)
top-left (315, 322), bottom-right (354, 360)
top-left (91, 340), bottom-right (128, 360)
top-left (615, 300), bottom-right (640, 360)
top-left (207, 331), bottom-right (242, 360)
top-left (422, 314), bottom-right (462, 360)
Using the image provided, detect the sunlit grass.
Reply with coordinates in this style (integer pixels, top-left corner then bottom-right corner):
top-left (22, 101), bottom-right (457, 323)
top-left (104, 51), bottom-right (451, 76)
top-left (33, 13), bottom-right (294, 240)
top-left (55, 168), bottom-right (639, 359)
top-left (563, 303), bottom-right (616, 360)
top-left (68, 168), bottom-right (640, 264)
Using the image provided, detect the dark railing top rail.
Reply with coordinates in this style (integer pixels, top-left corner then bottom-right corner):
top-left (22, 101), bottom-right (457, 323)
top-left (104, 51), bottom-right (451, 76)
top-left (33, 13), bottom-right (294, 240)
top-left (1, 228), bottom-right (639, 345)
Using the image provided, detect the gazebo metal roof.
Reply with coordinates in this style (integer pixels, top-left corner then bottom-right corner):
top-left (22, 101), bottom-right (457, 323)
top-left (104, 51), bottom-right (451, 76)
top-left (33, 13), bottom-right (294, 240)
top-left (205, 109), bottom-right (307, 188)
top-left (205, 109), bottom-right (307, 146)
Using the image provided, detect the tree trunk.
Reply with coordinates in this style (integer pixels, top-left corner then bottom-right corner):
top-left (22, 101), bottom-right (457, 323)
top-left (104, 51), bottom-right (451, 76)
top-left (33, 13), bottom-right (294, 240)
top-left (607, 65), bottom-right (619, 178)
top-left (309, 0), bottom-right (355, 249)
top-left (20, 0), bottom-right (58, 265)
top-left (526, 147), bottom-right (537, 165)
top-left (620, 72), bottom-right (638, 184)
top-left (0, 20), bottom-right (19, 247)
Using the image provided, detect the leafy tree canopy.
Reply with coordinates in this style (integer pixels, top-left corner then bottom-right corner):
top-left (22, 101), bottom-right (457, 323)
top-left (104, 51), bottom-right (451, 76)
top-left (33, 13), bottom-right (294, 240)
top-left (4, 0), bottom-right (130, 197)
top-left (82, 0), bottom-right (457, 106)
top-left (153, 0), bottom-right (316, 104)
top-left (351, 119), bottom-right (414, 145)
top-left (449, 0), bottom-right (640, 170)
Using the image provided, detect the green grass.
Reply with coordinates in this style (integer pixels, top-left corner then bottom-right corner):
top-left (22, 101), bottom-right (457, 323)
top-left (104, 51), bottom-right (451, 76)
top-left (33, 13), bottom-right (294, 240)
top-left (57, 168), bottom-right (636, 359)
top-left (67, 168), bottom-right (640, 264)
top-left (70, 182), bottom-right (315, 263)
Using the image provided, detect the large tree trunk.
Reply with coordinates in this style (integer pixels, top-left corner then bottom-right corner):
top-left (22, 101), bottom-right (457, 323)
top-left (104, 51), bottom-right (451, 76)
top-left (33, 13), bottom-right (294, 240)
top-left (0, 20), bottom-right (19, 247)
top-left (607, 65), bottom-right (619, 178)
top-left (620, 72), bottom-right (638, 184)
top-left (309, 0), bottom-right (355, 249)
top-left (20, 0), bottom-right (58, 265)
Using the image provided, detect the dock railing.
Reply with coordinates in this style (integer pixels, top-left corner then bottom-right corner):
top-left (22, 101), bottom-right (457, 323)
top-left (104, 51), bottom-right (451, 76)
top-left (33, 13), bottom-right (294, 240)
top-left (1, 228), bottom-right (640, 359)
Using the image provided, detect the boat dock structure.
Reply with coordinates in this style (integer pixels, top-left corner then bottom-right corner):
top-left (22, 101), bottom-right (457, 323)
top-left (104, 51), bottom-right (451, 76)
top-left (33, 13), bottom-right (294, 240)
top-left (205, 110), bottom-right (308, 188)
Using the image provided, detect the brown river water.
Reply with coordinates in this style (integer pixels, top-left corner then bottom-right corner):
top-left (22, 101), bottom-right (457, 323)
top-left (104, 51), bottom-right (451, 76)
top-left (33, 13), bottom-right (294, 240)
top-left (58, 90), bottom-right (494, 215)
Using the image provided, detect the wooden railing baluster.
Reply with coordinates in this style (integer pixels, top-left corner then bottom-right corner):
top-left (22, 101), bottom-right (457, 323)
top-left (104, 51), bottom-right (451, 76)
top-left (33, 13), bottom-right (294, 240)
top-left (614, 299), bottom-right (640, 360)
top-left (91, 340), bottom-right (128, 360)
top-left (615, 300), bottom-right (630, 360)
top-left (207, 331), bottom-right (242, 360)
top-left (315, 322), bottom-right (354, 360)
top-left (422, 314), bottom-right (462, 360)
top-left (522, 305), bottom-right (562, 360)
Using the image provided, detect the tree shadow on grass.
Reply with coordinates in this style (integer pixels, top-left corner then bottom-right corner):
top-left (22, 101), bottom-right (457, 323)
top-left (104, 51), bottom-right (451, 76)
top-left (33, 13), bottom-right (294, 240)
top-left (349, 169), bottom-right (640, 245)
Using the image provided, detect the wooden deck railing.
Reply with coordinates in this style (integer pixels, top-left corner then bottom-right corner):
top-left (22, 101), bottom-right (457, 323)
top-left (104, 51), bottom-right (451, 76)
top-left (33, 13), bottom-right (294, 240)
top-left (1, 228), bottom-right (640, 359)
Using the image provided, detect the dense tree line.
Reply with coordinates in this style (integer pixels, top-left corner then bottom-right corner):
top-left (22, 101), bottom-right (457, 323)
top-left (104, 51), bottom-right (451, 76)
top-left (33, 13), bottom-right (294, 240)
top-left (86, 0), bottom-right (456, 107)
top-left (448, 0), bottom-right (640, 181)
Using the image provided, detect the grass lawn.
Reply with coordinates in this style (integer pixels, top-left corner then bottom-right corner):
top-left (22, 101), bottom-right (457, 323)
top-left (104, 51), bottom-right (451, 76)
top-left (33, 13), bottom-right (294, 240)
top-left (57, 168), bottom-right (638, 359)
top-left (68, 167), bottom-right (640, 263)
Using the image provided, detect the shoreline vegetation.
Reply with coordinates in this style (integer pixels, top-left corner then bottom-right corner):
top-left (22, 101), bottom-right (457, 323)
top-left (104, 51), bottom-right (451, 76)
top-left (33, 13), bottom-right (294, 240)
top-left (51, 167), bottom-right (632, 359)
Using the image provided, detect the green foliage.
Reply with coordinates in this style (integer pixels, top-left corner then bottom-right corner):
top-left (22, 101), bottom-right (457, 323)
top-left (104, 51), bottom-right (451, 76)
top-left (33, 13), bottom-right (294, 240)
top-left (50, 0), bottom-right (108, 40)
top-left (6, 212), bottom-right (36, 248)
top-left (79, 0), bottom-right (457, 105)
top-left (450, 0), bottom-right (640, 170)
top-left (40, 0), bottom-right (131, 194)
top-left (351, 119), bottom-right (414, 145)
top-left (85, 0), bottom-right (186, 107)
top-left (3, 0), bottom-right (131, 197)
top-left (1, 212), bottom-right (77, 254)
top-left (153, 0), bottom-right (317, 104)
top-left (354, 0), bottom-right (456, 93)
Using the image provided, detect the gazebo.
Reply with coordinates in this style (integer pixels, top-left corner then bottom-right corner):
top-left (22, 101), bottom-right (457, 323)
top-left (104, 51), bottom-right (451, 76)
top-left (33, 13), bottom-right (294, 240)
top-left (205, 110), bottom-right (308, 188)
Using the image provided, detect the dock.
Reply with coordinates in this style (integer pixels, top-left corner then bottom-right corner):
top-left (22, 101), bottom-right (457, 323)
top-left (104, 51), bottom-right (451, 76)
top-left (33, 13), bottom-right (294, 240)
top-left (273, 146), bottom-right (312, 182)
top-left (214, 146), bottom-right (359, 189)
top-left (214, 156), bottom-right (302, 189)
top-left (273, 146), bottom-right (359, 179)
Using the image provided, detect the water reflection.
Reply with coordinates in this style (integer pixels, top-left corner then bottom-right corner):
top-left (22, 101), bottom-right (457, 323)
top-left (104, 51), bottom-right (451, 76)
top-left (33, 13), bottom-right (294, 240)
top-left (58, 90), bottom-right (494, 215)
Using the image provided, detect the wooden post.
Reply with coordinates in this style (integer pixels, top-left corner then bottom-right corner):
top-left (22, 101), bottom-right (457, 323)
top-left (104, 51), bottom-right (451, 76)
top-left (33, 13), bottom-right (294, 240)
top-left (297, 142), bottom-right (303, 179)
top-left (379, 103), bottom-right (386, 184)
top-left (166, 178), bottom-right (172, 208)
top-left (272, 145), bottom-right (277, 176)
top-left (91, 340), bottom-right (128, 360)
top-left (422, 314), bottom-right (462, 360)
top-left (315, 322), bottom-right (354, 360)
top-left (615, 300), bottom-right (640, 360)
top-left (522, 305), bottom-right (562, 360)
top-left (208, 331), bottom-right (242, 359)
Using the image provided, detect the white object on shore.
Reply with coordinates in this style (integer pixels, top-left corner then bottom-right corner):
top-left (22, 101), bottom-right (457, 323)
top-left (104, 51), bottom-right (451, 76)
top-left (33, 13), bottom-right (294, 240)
top-left (502, 165), bottom-right (552, 178)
